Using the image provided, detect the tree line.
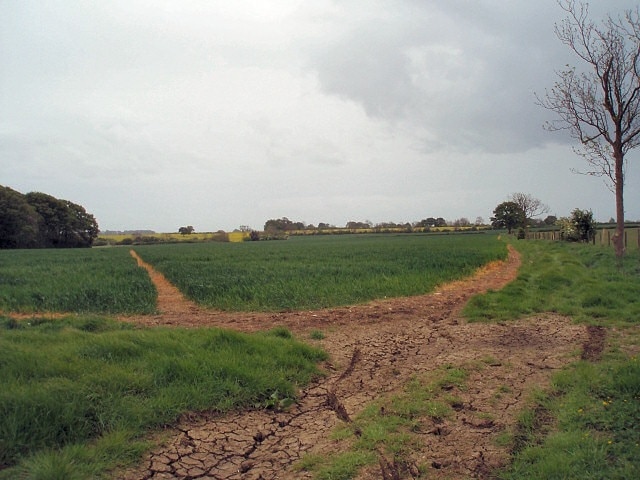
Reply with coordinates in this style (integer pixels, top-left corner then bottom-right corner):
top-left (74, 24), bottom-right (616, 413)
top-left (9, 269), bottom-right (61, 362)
top-left (262, 216), bottom-right (486, 234)
top-left (0, 185), bottom-right (99, 249)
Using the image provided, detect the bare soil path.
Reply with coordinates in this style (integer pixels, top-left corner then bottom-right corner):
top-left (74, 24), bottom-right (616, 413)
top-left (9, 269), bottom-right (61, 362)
top-left (120, 246), bottom-right (592, 480)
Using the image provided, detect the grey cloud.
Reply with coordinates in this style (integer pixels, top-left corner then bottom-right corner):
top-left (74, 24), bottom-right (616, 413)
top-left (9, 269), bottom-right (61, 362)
top-left (306, 1), bottom-right (572, 154)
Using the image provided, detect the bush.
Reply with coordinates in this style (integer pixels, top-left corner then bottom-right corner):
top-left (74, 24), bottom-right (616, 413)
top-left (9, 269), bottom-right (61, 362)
top-left (557, 209), bottom-right (596, 243)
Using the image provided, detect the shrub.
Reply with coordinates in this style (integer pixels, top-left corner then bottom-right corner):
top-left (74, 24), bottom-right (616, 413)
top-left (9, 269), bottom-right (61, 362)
top-left (557, 209), bottom-right (596, 243)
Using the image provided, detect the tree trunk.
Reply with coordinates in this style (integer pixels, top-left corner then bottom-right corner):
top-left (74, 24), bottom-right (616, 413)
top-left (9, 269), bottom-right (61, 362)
top-left (612, 150), bottom-right (625, 259)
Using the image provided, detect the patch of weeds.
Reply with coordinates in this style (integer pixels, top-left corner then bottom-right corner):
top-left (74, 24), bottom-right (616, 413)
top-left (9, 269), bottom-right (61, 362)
top-left (309, 330), bottom-right (325, 340)
top-left (436, 365), bottom-right (468, 390)
top-left (481, 355), bottom-right (501, 366)
top-left (495, 431), bottom-right (513, 448)
top-left (498, 384), bottom-right (512, 394)
top-left (315, 451), bottom-right (376, 480)
top-left (465, 240), bottom-right (640, 326)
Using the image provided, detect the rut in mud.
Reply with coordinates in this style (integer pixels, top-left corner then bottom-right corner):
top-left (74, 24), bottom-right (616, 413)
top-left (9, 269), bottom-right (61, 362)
top-left (120, 246), bottom-right (594, 480)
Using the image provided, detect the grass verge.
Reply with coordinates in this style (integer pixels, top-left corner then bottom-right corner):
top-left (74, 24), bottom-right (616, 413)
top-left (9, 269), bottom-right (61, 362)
top-left (464, 240), bottom-right (640, 325)
top-left (502, 334), bottom-right (640, 479)
top-left (0, 316), bottom-right (327, 479)
top-left (465, 239), bottom-right (640, 478)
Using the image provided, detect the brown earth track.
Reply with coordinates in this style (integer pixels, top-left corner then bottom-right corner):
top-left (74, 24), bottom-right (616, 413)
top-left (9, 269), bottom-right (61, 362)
top-left (118, 246), bottom-right (592, 480)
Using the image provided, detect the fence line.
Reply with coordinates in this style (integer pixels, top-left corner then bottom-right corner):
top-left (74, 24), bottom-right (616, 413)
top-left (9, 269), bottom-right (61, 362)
top-left (526, 227), bottom-right (640, 250)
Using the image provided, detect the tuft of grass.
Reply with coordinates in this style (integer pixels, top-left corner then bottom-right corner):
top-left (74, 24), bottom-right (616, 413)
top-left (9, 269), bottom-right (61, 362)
top-left (464, 240), bottom-right (640, 325)
top-left (0, 316), bottom-right (326, 478)
top-left (310, 330), bottom-right (325, 340)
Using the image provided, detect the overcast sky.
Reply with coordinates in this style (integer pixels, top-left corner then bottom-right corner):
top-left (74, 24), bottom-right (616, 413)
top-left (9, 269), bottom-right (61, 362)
top-left (2, 0), bottom-right (639, 232)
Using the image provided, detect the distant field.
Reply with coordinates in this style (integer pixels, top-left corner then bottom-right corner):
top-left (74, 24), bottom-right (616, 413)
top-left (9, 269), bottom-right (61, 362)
top-left (134, 233), bottom-right (507, 312)
top-left (0, 234), bottom-right (506, 314)
top-left (0, 248), bottom-right (156, 314)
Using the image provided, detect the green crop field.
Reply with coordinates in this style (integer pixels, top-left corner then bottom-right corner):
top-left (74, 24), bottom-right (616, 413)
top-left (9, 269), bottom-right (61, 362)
top-left (0, 248), bottom-right (156, 314)
top-left (0, 234), bottom-right (505, 315)
top-left (133, 233), bottom-right (507, 312)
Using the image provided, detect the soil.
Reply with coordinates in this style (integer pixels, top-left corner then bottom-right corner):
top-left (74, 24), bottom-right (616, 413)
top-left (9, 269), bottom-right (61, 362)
top-left (117, 247), bottom-right (596, 480)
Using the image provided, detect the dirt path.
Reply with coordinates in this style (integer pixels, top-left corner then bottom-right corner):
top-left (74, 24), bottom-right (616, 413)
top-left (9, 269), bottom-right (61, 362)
top-left (120, 246), bottom-right (591, 480)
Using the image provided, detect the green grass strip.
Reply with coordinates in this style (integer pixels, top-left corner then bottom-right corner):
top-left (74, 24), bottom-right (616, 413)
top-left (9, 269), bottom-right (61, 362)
top-left (464, 240), bottom-right (640, 325)
top-left (462, 239), bottom-right (640, 478)
top-left (0, 316), bottom-right (326, 478)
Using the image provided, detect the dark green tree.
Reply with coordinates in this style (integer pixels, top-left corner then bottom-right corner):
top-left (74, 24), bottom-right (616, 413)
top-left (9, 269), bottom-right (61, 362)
top-left (64, 200), bottom-right (99, 247)
top-left (491, 201), bottom-right (526, 234)
top-left (0, 186), bottom-right (41, 248)
top-left (1, 187), bottom-right (98, 248)
top-left (25, 192), bottom-right (98, 248)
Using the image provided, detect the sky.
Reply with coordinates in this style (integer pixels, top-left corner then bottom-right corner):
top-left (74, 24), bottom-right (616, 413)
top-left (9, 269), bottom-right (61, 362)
top-left (2, 0), bottom-right (639, 232)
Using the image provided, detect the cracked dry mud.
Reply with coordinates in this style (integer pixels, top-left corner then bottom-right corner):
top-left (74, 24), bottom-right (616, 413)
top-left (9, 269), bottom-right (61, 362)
top-left (121, 246), bottom-right (593, 480)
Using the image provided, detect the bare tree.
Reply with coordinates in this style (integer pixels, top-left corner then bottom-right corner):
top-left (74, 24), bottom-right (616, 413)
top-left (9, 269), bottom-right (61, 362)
top-left (509, 192), bottom-right (550, 223)
top-left (538, 0), bottom-right (640, 258)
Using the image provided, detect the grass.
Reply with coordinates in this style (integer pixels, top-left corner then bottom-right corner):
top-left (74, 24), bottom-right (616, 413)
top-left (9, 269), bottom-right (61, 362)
top-left (462, 239), bottom-right (640, 478)
top-left (464, 240), bottom-right (640, 325)
top-left (501, 341), bottom-right (640, 479)
top-left (0, 234), bottom-right (505, 315)
top-left (134, 233), bottom-right (506, 312)
top-left (0, 316), bottom-right (327, 479)
top-left (0, 247), bottom-right (156, 314)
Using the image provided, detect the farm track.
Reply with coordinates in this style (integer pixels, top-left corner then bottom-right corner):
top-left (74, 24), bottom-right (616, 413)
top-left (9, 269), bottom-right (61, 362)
top-left (120, 246), bottom-right (595, 480)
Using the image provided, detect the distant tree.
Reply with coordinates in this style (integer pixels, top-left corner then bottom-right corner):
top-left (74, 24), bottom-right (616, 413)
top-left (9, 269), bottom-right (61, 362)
top-left (491, 201), bottom-right (526, 234)
top-left (249, 230), bottom-right (261, 241)
top-left (345, 220), bottom-right (372, 229)
top-left (538, 1), bottom-right (640, 258)
top-left (435, 217), bottom-right (447, 227)
top-left (508, 193), bottom-right (550, 225)
top-left (453, 217), bottom-right (471, 228)
top-left (543, 215), bottom-right (558, 226)
top-left (264, 217), bottom-right (296, 233)
top-left (317, 222), bottom-right (333, 230)
top-left (238, 225), bottom-right (252, 232)
top-left (0, 186), bottom-right (40, 248)
top-left (475, 216), bottom-right (484, 226)
top-left (178, 226), bottom-right (195, 235)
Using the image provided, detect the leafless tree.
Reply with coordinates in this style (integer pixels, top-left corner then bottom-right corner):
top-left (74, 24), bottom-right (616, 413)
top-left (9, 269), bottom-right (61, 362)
top-left (509, 192), bottom-right (550, 222)
top-left (537, 0), bottom-right (640, 258)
